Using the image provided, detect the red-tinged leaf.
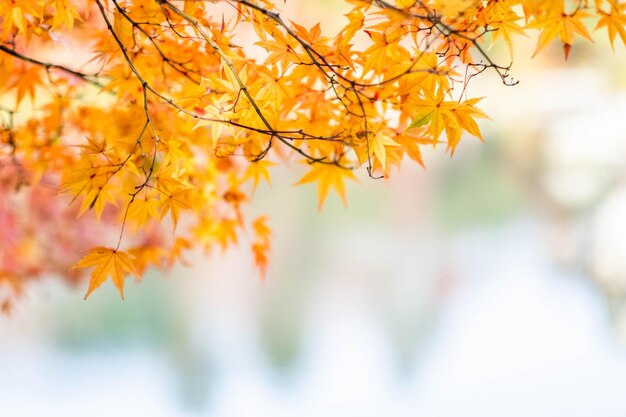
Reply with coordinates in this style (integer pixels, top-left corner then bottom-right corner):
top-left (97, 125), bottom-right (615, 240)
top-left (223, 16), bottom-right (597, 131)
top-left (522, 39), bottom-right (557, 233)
top-left (564, 43), bottom-right (572, 60)
top-left (252, 243), bottom-right (269, 280)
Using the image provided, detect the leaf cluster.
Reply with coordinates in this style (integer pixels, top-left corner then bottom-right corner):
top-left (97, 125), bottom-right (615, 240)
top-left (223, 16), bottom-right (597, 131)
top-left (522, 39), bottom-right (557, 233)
top-left (0, 0), bottom-right (624, 302)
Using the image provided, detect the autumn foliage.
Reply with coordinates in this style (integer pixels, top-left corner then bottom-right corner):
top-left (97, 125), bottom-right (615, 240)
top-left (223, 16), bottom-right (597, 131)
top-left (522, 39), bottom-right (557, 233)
top-left (0, 0), bottom-right (624, 307)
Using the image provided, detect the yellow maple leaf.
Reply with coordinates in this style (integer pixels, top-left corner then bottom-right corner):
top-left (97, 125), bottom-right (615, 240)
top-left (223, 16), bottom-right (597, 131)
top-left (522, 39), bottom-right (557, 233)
top-left (393, 131), bottom-right (432, 168)
top-left (242, 160), bottom-right (276, 191)
top-left (73, 247), bottom-right (138, 300)
top-left (369, 129), bottom-right (400, 170)
top-left (52, 0), bottom-right (81, 31)
top-left (337, 9), bottom-right (364, 48)
top-left (158, 183), bottom-right (194, 230)
top-left (595, 2), bottom-right (626, 49)
top-left (1, 0), bottom-right (39, 38)
top-left (405, 88), bottom-right (460, 141)
top-left (450, 97), bottom-right (490, 145)
top-left (295, 163), bottom-right (358, 210)
top-left (113, 7), bottom-right (135, 48)
top-left (252, 216), bottom-right (271, 246)
top-left (126, 192), bottom-right (161, 231)
top-left (489, 12), bottom-right (526, 52)
top-left (128, 245), bottom-right (165, 276)
top-left (528, 2), bottom-right (593, 59)
top-left (61, 155), bottom-right (118, 221)
top-left (10, 66), bottom-right (42, 106)
top-left (361, 27), bottom-right (409, 74)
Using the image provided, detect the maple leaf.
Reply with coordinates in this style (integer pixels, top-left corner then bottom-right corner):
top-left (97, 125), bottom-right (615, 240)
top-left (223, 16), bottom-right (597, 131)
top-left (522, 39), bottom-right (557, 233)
top-left (194, 218), bottom-right (239, 250)
top-left (296, 163), bottom-right (358, 210)
top-left (405, 88), bottom-right (460, 141)
top-left (243, 160), bottom-right (275, 191)
top-left (361, 27), bottom-right (409, 74)
top-left (453, 98), bottom-right (489, 136)
top-left (393, 132), bottom-right (431, 168)
top-left (251, 216), bottom-right (271, 280)
top-left (128, 245), bottom-right (165, 276)
top-left (489, 12), bottom-right (526, 52)
top-left (521, 0), bottom-right (547, 21)
top-left (595, 3), bottom-right (626, 49)
top-left (158, 183), bottom-right (194, 230)
top-left (61, 155), bottom-right (119, 221)
top-left (73, 247), bottom-right (138, 300)
top-left (369, 129), bottom-right (400, 170)
top-left (1, 0), bottom-right (39, 38)
top-left (252, 216), bottom-right (272, 245)
top-left (113, 8), bottom-right (135, 48)
top-left (10, 66), bottom-right (43, 106)
top-left (256, 26), bottom-right (300, 68)
top-left (337, 9), bottom-right (364, 48)
top-left (527, 2), bottom-right (593, 59)
top-left (126, 192), bottom-right (161, 231)
top-left (51, 0), bottom-right (81, 31)
top-left (252, 243), bottom-right (269, 279)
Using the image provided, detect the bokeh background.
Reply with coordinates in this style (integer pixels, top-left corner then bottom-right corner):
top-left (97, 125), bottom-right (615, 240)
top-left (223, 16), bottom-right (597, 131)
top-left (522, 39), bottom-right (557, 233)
top-left (4, 1), bottom-right (626, 416)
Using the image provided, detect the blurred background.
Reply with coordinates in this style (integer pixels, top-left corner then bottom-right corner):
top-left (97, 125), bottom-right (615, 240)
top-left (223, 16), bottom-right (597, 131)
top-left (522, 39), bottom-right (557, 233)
top-left (4, 1), bottom-right (626, 416)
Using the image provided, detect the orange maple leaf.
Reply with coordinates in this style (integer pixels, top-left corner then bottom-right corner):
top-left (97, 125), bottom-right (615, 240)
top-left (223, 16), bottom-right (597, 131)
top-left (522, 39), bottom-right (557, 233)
top-left (73, 247), bottom-right (138, 300)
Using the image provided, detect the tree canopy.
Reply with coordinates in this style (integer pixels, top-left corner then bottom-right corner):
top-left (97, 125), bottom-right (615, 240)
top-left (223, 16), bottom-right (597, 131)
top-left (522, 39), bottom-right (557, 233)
top-left (0, 0), bottom-right (624, 309)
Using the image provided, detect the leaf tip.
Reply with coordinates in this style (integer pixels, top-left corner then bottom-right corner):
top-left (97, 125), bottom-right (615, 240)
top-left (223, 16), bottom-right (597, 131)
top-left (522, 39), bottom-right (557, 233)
top-left (563, 43), bottom-right (572, 60)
